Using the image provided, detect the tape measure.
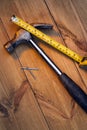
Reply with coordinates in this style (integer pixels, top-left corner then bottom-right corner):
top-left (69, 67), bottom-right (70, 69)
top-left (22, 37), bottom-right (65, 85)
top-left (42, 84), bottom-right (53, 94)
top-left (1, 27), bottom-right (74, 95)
top-left (11, 15), bottom-right (87, 69)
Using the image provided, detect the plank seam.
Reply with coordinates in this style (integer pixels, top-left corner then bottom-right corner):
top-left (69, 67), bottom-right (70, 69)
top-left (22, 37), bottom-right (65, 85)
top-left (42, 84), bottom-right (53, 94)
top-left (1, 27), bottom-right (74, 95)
top-left (70, 0), bottom-right (87, 42)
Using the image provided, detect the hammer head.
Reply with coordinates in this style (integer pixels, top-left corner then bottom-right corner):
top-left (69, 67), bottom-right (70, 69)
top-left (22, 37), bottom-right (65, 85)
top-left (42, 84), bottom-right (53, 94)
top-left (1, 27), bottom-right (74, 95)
top-left (4, 23), bottom-right (53, 53)
top-left (4, 29), bottom-right (31, 53)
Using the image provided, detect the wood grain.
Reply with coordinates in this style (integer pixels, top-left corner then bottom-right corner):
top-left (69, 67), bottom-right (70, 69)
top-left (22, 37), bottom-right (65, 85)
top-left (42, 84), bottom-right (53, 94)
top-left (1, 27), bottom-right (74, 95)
top-left (45, 0), bottom-right (87, 92)
top-left (45, 0), bottom-right (87, 51)
top-left (0, 5), bottom-right (49, 130)
top-left (0, 0), bottom-right (87, 130)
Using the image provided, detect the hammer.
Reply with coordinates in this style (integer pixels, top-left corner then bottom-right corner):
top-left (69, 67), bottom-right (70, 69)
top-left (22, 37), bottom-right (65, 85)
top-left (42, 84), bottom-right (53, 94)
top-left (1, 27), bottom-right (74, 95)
top-left (4, 23), bottom-right (87, 113)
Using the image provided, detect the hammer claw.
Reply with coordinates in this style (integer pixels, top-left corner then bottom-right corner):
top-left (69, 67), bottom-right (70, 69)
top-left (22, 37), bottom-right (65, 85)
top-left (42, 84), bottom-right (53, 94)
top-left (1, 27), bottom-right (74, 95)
top-left (4, 23), bottom-right (53, 53)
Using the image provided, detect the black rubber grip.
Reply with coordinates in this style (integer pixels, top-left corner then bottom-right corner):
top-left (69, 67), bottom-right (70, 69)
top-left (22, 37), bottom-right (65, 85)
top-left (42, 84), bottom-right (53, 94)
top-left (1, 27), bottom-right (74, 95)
top-left (60, 73), bottom-right (87, 113)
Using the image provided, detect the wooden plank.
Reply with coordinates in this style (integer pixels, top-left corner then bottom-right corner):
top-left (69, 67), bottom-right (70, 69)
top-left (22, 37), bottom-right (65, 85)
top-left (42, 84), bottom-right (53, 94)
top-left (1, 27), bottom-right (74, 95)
top-left (0, 18), bottom-right (24, 130)
top-left (45, 0), bottom-right (87, 51)
top-left (43, 0), bottom-right (87, 130)
top-left (0, 0), bottom-right (87, 130)
top-left (9, 0), bottom-right (87, 130)
top-left (69, 0), bottom-right (87, 89)
top-left (0, 4), bottom-right (50, 130)
top-left (44, 0), bottom-right (87, 88)
top-left (70, 0), bottom-right (87, 43)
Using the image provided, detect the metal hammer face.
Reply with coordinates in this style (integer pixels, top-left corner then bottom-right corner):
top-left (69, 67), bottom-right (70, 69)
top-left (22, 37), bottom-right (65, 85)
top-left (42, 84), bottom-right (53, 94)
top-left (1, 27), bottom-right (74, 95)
top-left (4, 23), bottom-right (53, 53)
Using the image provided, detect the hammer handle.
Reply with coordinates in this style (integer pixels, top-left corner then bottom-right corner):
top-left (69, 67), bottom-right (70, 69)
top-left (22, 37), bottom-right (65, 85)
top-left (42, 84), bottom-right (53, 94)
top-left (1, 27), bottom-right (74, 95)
top-left (29, 39), bottom-right (87, 113)
top-left (60, 73), bottom-right (87, 112)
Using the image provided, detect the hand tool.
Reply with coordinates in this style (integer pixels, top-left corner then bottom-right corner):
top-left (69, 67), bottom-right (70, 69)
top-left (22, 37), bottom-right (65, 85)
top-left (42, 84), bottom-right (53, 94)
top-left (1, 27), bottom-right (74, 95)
top-left (9, 15), bottom-right (87, 70)
top-left (4, 16), bottom-right (87, 113)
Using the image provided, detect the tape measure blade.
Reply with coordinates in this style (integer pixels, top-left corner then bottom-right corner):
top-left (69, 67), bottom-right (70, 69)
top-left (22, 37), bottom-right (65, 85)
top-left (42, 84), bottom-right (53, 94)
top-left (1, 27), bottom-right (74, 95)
top-left (11, 15), bottom-right (83, 63)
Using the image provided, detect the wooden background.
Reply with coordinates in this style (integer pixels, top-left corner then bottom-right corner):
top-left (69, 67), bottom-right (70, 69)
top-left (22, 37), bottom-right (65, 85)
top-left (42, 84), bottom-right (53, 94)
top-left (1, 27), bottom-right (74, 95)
top-left (0, 0), bottom-right (87, 130)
